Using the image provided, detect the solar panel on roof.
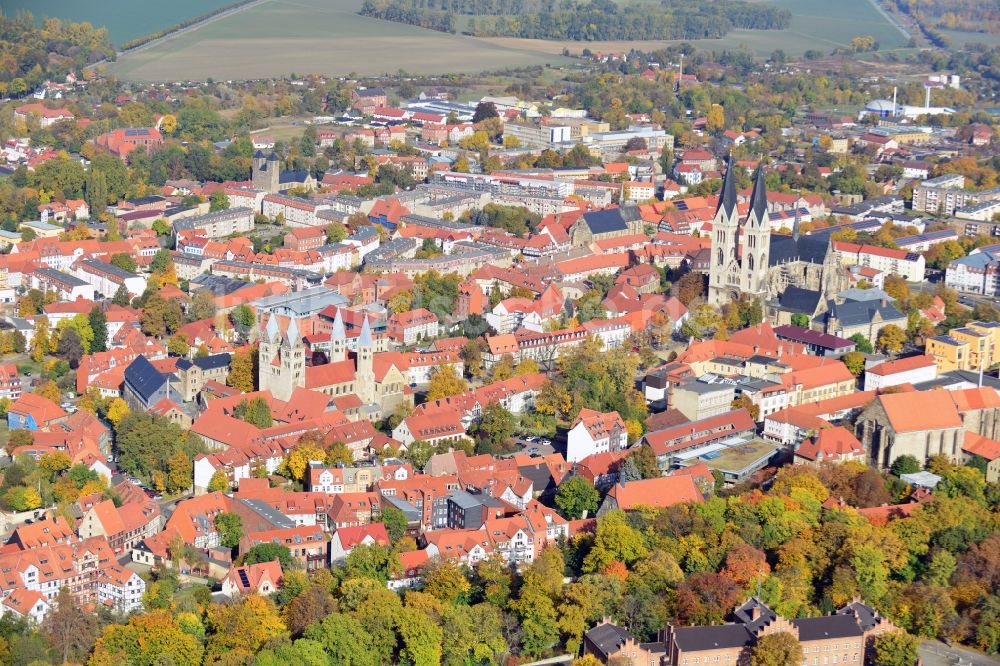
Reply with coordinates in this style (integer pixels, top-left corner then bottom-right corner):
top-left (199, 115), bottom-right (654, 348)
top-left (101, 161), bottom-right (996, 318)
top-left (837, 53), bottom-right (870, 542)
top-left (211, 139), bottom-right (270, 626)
top-left (238, 569), bottom-right (250, 587)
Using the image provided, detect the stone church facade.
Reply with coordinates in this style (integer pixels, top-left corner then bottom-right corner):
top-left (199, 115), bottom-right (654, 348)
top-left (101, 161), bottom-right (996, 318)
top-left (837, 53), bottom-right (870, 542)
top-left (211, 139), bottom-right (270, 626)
top-left (258, 309), bottom-right (410, 417)
top-left (708, 157), bottom-right (849, 310)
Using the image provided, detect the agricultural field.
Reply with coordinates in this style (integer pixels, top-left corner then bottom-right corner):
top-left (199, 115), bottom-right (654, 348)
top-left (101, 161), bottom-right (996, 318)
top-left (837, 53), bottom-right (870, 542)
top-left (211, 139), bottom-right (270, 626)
top-left (106, 0), bottom-right (571, 81)
top-left (106, 0), bottom-right (909, 81)
top-left (0, 0), bottom-right (238, 44)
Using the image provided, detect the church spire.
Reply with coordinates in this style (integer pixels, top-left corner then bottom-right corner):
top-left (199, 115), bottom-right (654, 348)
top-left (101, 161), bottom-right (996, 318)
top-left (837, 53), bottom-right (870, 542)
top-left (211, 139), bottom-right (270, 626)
top-left (748, 162), bottom-right (768, 225)
top-left (792, 206), bottom-right (801, 242)
top-left (716, 152), bottom-right (738, 220)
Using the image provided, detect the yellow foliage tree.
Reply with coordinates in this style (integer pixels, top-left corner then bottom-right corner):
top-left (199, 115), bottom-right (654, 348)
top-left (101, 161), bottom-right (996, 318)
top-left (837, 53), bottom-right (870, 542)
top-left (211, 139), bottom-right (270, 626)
top-left (426, 364), bottom-right (468, 400)
top-left (33, 380), bottom-right (61, 404)
top-left (284, 444), bottom-right (326, 482)
top-left (105, 398), bottom-right (130, 429)
top-left (160, 114), bottom-right (177, 133)
top-left (514, 358), bottom-right (540, 376)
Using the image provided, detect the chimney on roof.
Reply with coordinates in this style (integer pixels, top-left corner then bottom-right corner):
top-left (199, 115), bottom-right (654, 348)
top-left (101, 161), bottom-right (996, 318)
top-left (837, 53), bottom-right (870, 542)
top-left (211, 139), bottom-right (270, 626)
top-left (750, 605), bottom-right (762, 621)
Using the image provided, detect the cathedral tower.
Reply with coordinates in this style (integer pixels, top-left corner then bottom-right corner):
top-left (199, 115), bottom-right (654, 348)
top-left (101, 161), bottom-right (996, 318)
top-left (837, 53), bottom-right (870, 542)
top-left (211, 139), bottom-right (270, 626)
top-left (708, 154), bottom-right (742, 306)
top-left (330, 307), bottom-right (346, 362)
top-left (708, 156), bottom-right (771, 306)
top-left (355, 314), bottom-right (376, 405)
top-left (741, 164), bottom-right (771, 296)
top-left (259, 315), bottom-right (305, 401)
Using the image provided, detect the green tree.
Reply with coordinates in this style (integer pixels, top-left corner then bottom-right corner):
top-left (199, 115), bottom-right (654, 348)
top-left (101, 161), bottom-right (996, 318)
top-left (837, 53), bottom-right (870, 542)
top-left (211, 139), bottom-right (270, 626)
top-left (244, 543), bottom-right (295, 569)
top-left (750, 631), bottom-right (803, 666)
top-left (790, 313), bottom-right (810, 328)
top-left (109, 253), bottom-right (137, 273)
top-left (235, 396), bottom-right (272, 428)
top-left (475, 402), bottom-right (516, 455)
top-left (209, 190), bottom-right (230, 212)
top-left (380, 505), bottom-right (408, 543)
top-left (112, 284), bottom-right (131, 307)
top-left (88, 306), bottom-right (108, 353)
top-left (215, 512), bottom-right (243, 549)
top-left (189, 289), bottom-right (216, 322)
top-left (872, 631), bottom-right (919, 666)
top-left (555, 475), bottom-right (600, 519)
top-left (891, 454), bottom-right (921, 477)
top-left (344, 544), bottom-right (400, 583)
top-left (850, 333), bottom-right (874, 354)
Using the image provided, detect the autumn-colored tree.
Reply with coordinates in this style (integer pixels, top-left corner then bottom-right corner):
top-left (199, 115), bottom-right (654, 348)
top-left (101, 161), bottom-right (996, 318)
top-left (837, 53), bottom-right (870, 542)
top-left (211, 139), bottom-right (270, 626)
top-left (30, 316), bottom-right (50, 362)
top-left (723, 543), bottom-right (771, 590)
top-left (732, 394), bottom-right (761, 421)
top-left (491, 354), bottom-right (515, 381)
top-left (205, 595), bottom-right (288, 663)
top-left (105, 397), bottom-right (130, 429)
top-left (208, 469), bottom-right (230, 493)
top-left (90, 610), bottom-right (204, 666)
top-left (883, 274), bottom-right (910, 303)
top-left (422, 558), bottom-right (472, 604)
top-left (34, 379), bottom-right (61, 403)
top-left (283, 444), bottom-right (326, 482)
top-left (426, 364), bottom-right (468, 400)
top-left (227, 346), bottom-right (256, 393)
top-left (872, 630), bottom-right (920, 666)
top-left (877, 324), bottom-right (906, 354)
top-left (675, 272), bottom-right (705, 306)
top-left (167, 333), bottom-right (189, 357)
top-left (842, 351), bottom-right (866, 376)
top-left (42, 587), bottom-right (98, 664)
top-left (750, 631), bottom-right (804, 666)
top-left (706, 104), bottom-right (726, 134)
top-left (285, 584), bottom-right (336, 637)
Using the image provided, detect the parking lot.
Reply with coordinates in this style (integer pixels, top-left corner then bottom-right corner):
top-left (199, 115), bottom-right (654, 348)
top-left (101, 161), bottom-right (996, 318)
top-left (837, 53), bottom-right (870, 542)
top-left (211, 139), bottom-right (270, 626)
top-left (512, 434), bottom-right (556, 458)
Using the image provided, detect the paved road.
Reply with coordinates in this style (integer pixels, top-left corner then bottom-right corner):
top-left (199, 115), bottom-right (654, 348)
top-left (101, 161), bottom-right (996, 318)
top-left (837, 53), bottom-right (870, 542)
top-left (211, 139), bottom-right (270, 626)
top-left (919, 639), bottom-right (1000, 666)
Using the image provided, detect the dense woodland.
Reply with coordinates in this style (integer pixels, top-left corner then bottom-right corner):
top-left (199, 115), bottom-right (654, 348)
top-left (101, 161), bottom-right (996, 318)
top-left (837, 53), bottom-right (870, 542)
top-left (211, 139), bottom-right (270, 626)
top-left (360, 0), bottom-right (790, 41)
top-left (892, 0), bottom-right (1000, 36)
top-left (0, 13), bottom-right (112, 96)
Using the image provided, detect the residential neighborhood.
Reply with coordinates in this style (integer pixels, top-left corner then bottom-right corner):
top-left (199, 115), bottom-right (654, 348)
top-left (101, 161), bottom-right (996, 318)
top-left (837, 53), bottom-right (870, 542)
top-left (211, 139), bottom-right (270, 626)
top-left (0, 5), bottom-right (996, 666)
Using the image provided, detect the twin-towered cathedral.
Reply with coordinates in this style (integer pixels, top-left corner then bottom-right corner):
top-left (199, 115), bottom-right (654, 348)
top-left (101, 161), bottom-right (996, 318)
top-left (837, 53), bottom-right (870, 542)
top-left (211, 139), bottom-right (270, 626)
top-left (707, 156), bottom-right (849, 312)
top-left (258, 309), bottom-right (409, 416)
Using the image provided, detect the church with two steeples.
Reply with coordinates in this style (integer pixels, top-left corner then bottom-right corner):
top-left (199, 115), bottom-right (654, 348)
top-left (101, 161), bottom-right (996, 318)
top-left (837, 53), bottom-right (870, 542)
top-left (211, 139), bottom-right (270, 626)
top-left (258, 308), bottom-right (410, 417)
top-left (708, 156), bottom-right (849, 318)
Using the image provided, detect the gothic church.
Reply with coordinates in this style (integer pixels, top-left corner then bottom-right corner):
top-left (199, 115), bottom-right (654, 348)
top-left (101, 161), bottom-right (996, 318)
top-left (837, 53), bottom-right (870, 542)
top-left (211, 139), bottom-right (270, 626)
top-left (258, 309), bottom-right (410, 417)
top-left (708, 156), bottom-right (848, 314)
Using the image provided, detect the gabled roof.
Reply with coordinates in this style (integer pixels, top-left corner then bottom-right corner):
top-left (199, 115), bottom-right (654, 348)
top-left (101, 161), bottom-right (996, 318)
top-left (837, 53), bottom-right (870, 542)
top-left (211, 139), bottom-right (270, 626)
top-left (605, 475), bottom-right (703, 510)
top-left (123, 355), bottom-right (167, 403)
top-left (580, 208), bottom-right (628, 235)
top-left (878, 390), bottom-right (962, 433)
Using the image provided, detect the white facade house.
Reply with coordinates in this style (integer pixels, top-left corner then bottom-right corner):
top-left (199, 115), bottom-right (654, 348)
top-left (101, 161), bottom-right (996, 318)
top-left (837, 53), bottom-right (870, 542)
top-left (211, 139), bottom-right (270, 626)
top-left (72, 259), bottom-right (147, 298)
top-left (834, 241), bottom-right (926, 282)
top-left (863, 355), bottom-right (937, 391)
top-left (566, 408), bottom-right (628, 463)
top-left (96, 565), bottom-right (146, 614)
top-left (262, 195), bottom-right (330, 228)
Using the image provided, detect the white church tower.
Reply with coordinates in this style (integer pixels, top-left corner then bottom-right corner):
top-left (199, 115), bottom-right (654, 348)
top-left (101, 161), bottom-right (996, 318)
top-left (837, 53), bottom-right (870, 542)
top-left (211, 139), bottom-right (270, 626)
top-left (708, 156), bottom-right (771, 306)
top-left (258, 315), bottom-right (305, 401)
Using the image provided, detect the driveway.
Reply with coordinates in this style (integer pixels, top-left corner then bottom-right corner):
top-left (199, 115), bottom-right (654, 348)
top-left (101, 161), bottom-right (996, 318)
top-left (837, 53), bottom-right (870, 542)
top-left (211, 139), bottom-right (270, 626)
top-left (919, 640), bottom-right (1000, 666)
